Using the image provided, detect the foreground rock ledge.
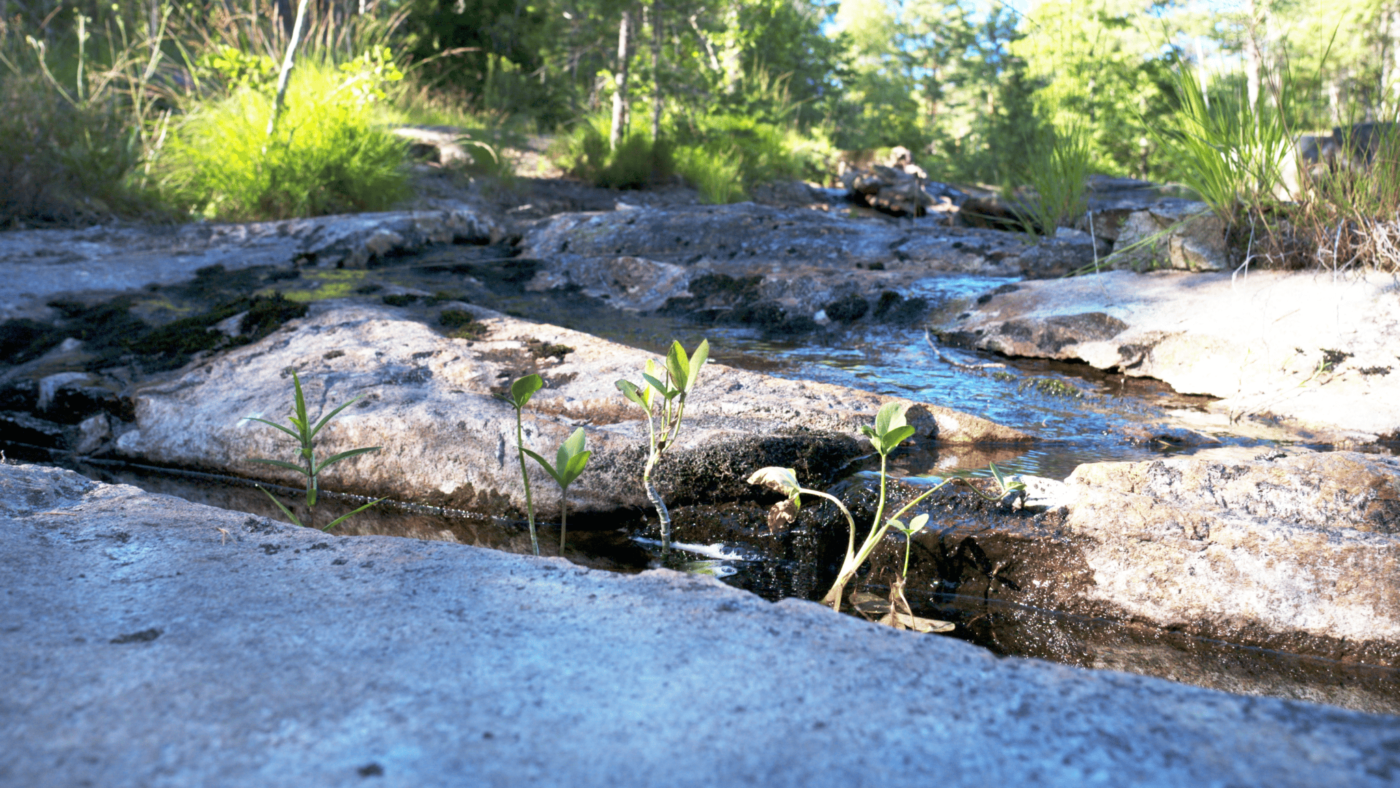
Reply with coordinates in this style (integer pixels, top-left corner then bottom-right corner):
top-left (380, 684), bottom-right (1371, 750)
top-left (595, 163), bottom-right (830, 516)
top-left (835, 451), bottom-right (1400, 666)
top-left (940, 270), bottom-right (1400, 443)
top-left (114, 301), bottom-right (1029, 516)
top-left (2, 463), bottom-right (1395, 788)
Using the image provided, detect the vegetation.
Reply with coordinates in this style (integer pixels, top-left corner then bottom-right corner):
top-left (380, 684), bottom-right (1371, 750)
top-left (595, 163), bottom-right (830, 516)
top-left (503, 373), bottom-right (546, 556)
top-left (523, 427), bottom-right (592, 553)
top-left (616, 339), bottom-right (710, 554)
top-left (245, 371), bottom-right (383, 531)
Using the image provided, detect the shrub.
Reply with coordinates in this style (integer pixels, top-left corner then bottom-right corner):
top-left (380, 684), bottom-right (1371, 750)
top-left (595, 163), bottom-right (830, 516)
top-left (157, 62), bottom-right (410, 221)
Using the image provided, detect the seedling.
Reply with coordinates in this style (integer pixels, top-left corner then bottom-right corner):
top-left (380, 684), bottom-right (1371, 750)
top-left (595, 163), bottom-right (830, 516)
top-left (750, 401), bottom-right (1010, 614)
top-left (502, 374), bottom-right (545, 556)
top-left (616, 339), bottom-right (710, 553)
top-left (889, 513), bottom-right (930, 580)
top-left (523, 427), bottom-right (592, 552)
top-left (246, 371), bottom-right (382, 531)
top-left (988, 462), bottom-right (1028, 508)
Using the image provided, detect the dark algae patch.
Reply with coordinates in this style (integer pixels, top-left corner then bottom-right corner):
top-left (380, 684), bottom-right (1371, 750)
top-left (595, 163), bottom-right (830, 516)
top-left (124, 293), bottom-right (307, 371)
top-left (439, 309), bottom-right (490, 340)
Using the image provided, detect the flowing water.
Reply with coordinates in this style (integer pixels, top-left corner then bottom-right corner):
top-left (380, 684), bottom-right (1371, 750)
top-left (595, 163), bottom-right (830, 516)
top-left (8, 251), bottom-right (1394, 714)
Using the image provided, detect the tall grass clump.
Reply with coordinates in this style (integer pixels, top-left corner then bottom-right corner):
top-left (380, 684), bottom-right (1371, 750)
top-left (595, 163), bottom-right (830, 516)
top-left (548, 112), bottom-right (672, 189)
top-left (1302, 122), bottom-right (1400, 273)
top-left (1019, 121), bottom-right (1092, 238)
top-left (1152, 56), bottom-right (1293, 228)
top-left (157, 59), bottom-right (409, 220)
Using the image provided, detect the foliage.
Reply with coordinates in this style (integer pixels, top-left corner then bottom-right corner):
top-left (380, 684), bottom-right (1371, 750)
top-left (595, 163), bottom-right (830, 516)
top-left (523, 427), bottom-right (593, 552)
top-left (245, 371), bottom-right (383, 531)
top-left (156, 60), bottom-right (410, 221)
top-left (616, 339), bottom-right (710, 554)
top-left (1019, 122), bottom-right (1093, 237)
top-left (750, 403), bottom-right (1012, 615)
top-left (503, 373), bottom-right (546, 556)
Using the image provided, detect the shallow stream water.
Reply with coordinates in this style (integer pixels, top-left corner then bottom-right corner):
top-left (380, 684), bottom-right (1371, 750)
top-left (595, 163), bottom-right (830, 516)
top-left (10, 252), bottom-right (1395, 715)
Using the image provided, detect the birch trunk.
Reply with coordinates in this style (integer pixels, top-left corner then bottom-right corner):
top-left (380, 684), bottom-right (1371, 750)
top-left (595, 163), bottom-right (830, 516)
top-left (610, 6), bottom-right (633, 152)
top-left (267, 0), bottom-right (311, 138)
top-left (651, 0), bottom-right (663, 143)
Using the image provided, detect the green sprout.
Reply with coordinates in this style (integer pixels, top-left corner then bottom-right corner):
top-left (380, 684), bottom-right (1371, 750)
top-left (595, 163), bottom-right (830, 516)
top-left (523, 427), bottom-right (592, 553)
top-left (503, 374), bottom-right (545, 556)
top-left (246, 370), bottom-right (382, 531)
top-left (750, 402), bottom-right (1013, 614)
top-left (616, 339), bottom-right (710, 554)
top-left (889, 513), bottom-right (930, 580)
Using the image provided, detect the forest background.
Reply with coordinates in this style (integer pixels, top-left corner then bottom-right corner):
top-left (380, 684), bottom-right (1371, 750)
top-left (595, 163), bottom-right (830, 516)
top-left (2, 0), bottom-right (1397, 225)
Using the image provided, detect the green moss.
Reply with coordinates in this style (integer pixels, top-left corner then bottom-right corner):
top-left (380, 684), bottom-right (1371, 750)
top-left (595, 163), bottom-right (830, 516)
top-left (1018, 377), bottom-right (1083, 398)
top-left (526, 338), bottom-right (574, 360)
top-left (280, 269), bottom-right (368, 303)
top-left (440, 309), bottom-right (489, 340)
top-left (382, 294), bottom-right (419, 307)
top-left (991, 371), bottom-right (1017, 383)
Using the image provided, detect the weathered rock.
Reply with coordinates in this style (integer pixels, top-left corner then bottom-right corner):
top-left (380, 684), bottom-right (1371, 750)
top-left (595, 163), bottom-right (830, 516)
top-left (1111, 201), bottom-right (1230, 272)
top-left (940, 270), bottom-right (1400, 443)
top-left (520, 204), bottom-right (1060, 326)
top-left (4, 461), bottom-right (1396, 787)
top-left (114, 300), bottom-right (1029, 517)
top-left (787, 451), bottom-right (1400, 669)
top-left (0, 206), bottom-right (500, 320)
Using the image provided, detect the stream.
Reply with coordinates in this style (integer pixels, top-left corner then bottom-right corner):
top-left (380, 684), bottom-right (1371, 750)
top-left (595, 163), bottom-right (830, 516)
top-left (7, 249), bottom-right (1396, 715)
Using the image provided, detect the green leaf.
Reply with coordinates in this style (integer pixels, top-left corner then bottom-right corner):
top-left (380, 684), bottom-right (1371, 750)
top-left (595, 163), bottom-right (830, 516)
top-left (522, 448), bottom-right (563, 484)
top-left (510, 374), bottom-right (544, 409)
top-left (685, 339), bottom-right (710, 394)
top-left (292, 371), bottom-right (308, 430)
top-left (321, 498), bottom-right (384, 531)
top-left (666, 340), bottom-right (690, 393)
top-left (561, 450), bottom-right (591, 486)
top-left (309, 394), bottom-right (365, 440)
top-left (746, 466), bottom-right (801, 499)
top-left (874, 401), bottom-right (907, 437)
top-left (313, 445), bottom-right (381, 476)
top-left (909, 513), bottom-right (929, 533)
top-left (880, 424), bottom-right (916, 455)
top-left (641, 372), bottom-right (673, 399)
top-left (248, 458), bottom-right (312, 477)
top-left (616, 379), bottom-right (647, 407)
top-left (256, 486), bottom-right (303, 527)
top-left (244, 417), bottom-right (302, 441)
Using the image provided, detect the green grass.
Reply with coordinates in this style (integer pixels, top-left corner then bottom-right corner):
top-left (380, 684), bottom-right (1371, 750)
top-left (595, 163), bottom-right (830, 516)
top-left (1019, 122), bottom-right (1092, 238)
top-left (157, 63), bottom-right (410, 221)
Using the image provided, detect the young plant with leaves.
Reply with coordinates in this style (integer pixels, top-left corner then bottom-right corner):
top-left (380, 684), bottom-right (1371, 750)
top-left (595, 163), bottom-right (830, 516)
top-left (523, 427), bottom-right (592, 553)
top-left (615, 339), bottom-right (710, 553)
top-left (246, 371), bottom-right (382, 531)
top-left (750, 402), bottom-right (1015, 614)
top-left (502, 374), bottom-right (545, 555)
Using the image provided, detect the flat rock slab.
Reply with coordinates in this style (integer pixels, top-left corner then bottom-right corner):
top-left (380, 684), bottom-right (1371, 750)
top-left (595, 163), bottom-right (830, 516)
top-left (2, 463), bottom-right (1396, 788)
top-left (519, 204), bottom-right (1101, 323)
top-left (114, 301), bottom-right (1028, 517)
top-left (0, 206), bottom-right (499, 320)
top-left (940, 270), bottom-right (1400, 442)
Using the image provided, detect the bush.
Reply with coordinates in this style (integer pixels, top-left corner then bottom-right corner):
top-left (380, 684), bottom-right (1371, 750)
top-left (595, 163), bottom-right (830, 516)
top-left (548, 113), bottom-right (673, 189)
top-left (157, 63), bottom-right (410, 221)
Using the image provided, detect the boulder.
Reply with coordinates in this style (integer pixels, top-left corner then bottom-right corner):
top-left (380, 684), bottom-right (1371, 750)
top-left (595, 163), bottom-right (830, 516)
top-left (839, 161), bottom-right (968, 219)
top-left (768, 451), bottom-right (1400, 670)
top-left (113, 300), bottom-right (1030, 517)
top-left (4, 462), bottom-right (1395, 787)
top-left (939, 270), bottom-right (1400, 443)
top-left (1110, 201), bottom-right (1230, 272)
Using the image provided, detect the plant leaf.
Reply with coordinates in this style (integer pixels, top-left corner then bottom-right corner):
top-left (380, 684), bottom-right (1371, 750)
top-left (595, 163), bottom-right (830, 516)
top-left (248, 458), bottom-right (312, 477)
top-left (685, 339), bottom-right (709, 393)
top-left (880, 425), bottom-right (916, 455)
top-left (746, 466), bottom-right (801, 499)
top-left (874, 401), bottom-right (905, 437)
top-left (561, 450), bottom-right (591, 486)
top-left (616, 379), bottom-right (647, 407)
top-left (244, 417), bottom-right (302, 441)
top-left (522, 448), bottom-right (562, 484)
top-left (321, 498), bottom-right (384, 531)
top-left (256, 485), bottom-right (303, 528)
top-left (313, 446), bottom-right (381, 476)
top-left (641, 372), bottom-right (673, 399)
top-left (292, 371), bottom-right (308, 429)
top-left (309, 394), bottom-right (365, 440)
top-left (909, 513), bottom-right (929, 533)
top-left (666, 340), bottom-right (690, 393)
top-left (510, 374), bottom-right (544, 409)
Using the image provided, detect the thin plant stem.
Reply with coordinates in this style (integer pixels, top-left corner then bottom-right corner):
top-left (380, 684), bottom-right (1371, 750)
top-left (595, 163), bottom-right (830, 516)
top-left (516, 407), bottom-right (538, 556)
top-left (559, 498), bottom-right (568, 553)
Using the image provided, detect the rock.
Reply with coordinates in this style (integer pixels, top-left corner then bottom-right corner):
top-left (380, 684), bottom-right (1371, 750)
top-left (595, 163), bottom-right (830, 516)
top-left (0, 207), bottom-right (500, 320)
top-left (838, 160), bottom-right (967, 218)
top-left (74, 413), bottom-right (110, 455)
top-left (114, 301), bottom-right (1030, 518)
top-left (789, 451), bottom-right (1400, 669)
top-left (3, 461), bottom-right (1395, 787)
top-left (520, 204), bottom-right (1033, 327)
top-left (939, 270), bottom-right (1400, 443)
top-left (1111, 202), bottom-right (1230, 272)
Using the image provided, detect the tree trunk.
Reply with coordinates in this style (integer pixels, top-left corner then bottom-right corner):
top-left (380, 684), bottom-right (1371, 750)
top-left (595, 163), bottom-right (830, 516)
top-left (610, 6), bottom-right (633, 151)
top-left (650, 0), bottom-right (663, 142)
top-left (268, 0), bottom-right (311, 138)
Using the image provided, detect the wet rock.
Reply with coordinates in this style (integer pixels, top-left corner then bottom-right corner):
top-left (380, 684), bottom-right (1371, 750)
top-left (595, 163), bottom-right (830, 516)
top-left (801, 451), bottom-right (1400, 666)
top-left (520, 204), bottom-right (1044, 326)
top-left (114, 301), bottom-right (1030, 518)
top-left (5, 462), bottom-right (1394, 788)
top-left (0, 206), bottom-right (500, 320)
top-left (940, 270), bottom-right (1400, 443)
